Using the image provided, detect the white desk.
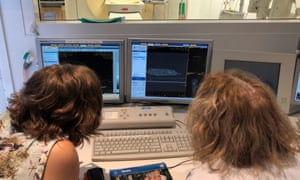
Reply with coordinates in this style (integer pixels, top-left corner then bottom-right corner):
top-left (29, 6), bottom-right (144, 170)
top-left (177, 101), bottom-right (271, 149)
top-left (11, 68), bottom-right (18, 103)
top-left (77, 111), bottom-right (194, 180)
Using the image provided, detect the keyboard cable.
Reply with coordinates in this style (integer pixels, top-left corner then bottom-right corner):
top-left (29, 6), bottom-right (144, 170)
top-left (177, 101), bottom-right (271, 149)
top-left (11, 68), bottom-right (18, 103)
top-left (167, 159), bottom-right (193, 169)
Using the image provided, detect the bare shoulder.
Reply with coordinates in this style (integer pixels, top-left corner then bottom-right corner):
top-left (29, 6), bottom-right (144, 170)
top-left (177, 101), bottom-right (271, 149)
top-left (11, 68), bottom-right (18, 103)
top-left (43, 139), bottom-right (79, 180)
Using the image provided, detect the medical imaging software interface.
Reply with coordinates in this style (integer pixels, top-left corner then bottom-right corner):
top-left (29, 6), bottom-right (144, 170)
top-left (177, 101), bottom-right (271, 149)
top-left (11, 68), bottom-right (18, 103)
top-left (39, 39), bottom-right (122, 101)
top-left (130, 40), bottom-right (211, 102)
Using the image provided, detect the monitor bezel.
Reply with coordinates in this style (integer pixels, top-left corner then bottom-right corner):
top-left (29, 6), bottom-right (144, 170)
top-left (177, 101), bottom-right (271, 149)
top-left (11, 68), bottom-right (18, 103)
top-left (36, 38), bottom-right (125, 104)
top-left (125, 37), bottom-right (214, 105)
top-left (211, 49), bottom-right (296, 114)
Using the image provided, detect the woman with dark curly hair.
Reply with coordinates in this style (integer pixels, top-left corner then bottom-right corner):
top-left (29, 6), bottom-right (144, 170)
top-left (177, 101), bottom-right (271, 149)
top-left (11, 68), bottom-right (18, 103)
top-left (186, 69), bottom-right (300, 179)
top-left (0, 64), bottom-right (103, 180)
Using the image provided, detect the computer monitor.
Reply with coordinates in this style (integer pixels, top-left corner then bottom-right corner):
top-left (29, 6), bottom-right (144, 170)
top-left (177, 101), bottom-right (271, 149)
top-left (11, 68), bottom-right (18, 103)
top-left (126, 38), bottom-right (214, 105)
top-left (290, 40), bottom-right (300, 113)
top-left (36, 38), bottom-right (125, 104)
top-left (211, 49), bottom-right (296, 114)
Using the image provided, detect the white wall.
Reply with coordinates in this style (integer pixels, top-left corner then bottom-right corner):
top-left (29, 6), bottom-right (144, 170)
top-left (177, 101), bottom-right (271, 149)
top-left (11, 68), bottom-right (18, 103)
top-left (0, 0), bottom-right (37, 93)
top-left (187, 0), bottom-right (223, 19)
top-left (0, 2), bottom-right (15, 112)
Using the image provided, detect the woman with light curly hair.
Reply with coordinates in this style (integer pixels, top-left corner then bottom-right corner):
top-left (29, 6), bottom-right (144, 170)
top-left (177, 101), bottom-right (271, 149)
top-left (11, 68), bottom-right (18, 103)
top-left (186, 69), bottom-right (300, 179)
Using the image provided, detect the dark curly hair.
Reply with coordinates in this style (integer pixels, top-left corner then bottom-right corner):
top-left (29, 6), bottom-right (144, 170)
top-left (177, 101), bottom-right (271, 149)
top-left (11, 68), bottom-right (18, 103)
top-left (7, 64), bottom-right (103, 146)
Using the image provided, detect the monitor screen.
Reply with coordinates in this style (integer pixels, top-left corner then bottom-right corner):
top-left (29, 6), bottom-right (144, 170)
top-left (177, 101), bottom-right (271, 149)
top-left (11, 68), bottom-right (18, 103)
top-left (291, 40), bottom-right (300, 106)
top-left (292, 57), bottom-right (300, 103)
top-left (211, 50), bottom-right (296, 114)
top-left (36, 38), bottom-right (125, 103)
top-left (224, 60), bottom-right (280, 94)
top-left (126, 38), bottom-right (213, 104)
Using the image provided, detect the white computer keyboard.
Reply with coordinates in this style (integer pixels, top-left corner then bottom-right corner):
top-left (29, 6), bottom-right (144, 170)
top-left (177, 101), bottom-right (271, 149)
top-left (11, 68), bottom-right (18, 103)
top-left (92, 128), bottom-right (193, 161)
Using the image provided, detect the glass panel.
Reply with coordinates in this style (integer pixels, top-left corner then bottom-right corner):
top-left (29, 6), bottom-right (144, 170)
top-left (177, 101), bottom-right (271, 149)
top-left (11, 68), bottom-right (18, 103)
top-left (36, 0), bottom-right (300, 21)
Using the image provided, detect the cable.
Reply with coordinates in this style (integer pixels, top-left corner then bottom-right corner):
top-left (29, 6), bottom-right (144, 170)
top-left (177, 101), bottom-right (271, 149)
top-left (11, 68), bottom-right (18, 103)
top-left (167, 159), bottom-right (193, 169)
top-left (175, 119), bottom-right (187, 126)
top-left (175, 120), bottom-right (183, 128)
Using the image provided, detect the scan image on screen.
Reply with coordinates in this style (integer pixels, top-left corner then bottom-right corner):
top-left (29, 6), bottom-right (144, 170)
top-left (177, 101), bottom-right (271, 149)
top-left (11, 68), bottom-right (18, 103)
top-left (36, 38), bottom-right (125, 103)
top-left (224, 60), bottom-right (281, 94)
top-left (59, 51), bottom-right (114, 93)
top-left (127, 38), bottom-right (213, 104)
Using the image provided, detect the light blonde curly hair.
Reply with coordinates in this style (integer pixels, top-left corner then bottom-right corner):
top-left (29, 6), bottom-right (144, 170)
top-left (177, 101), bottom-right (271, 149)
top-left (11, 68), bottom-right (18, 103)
top-left (186, 69), bottom-right (300, 175)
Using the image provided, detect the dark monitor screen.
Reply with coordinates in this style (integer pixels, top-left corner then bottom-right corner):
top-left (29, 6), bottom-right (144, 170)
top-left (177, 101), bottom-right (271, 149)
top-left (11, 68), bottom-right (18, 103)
top-left (224, 60), bottom-right (281, 94)
top-left (127, 38), bottom-right (213, 104)
top-left (293, 62), bottom-right (300, 102)
top-left (211, 49), bottom-right (296, 114)
top-left (292, 40), bottom-right (300, 104)
top-left (36, 38), bottom-right (125, 103)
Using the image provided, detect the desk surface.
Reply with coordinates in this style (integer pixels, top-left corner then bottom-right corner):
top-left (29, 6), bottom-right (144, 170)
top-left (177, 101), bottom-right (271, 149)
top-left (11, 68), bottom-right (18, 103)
top-left (77, 111), bottom-right (194, 180)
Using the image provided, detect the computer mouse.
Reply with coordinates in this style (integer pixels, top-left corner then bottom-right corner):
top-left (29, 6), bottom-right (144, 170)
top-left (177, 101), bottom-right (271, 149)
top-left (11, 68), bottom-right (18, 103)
top-left (85, 167), bottom-right (104, 180)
